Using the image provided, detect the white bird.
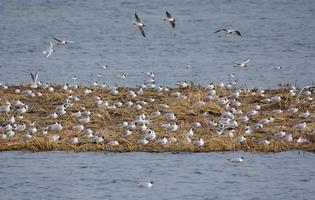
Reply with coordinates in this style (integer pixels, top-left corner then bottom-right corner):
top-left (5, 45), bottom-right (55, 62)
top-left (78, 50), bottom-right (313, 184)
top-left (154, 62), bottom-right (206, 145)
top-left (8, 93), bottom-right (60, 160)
top-left (156, 137), bottom-right (168, 145)
top-left (73, 124), bottom-right (84, 132)
top-left (14, 124), bottom-right (26, 132)
top-left (48, 122), bottom-right (63, 131)
top-left (43, 41), bottom-right (55, 58)
top-left (186, 128), bottom-right (194, 138)
top-left (299, 110), bottom-right (310, 119)
top-left (107, 140), bottom-right (119, 146)
top-left (176, 81), bottom-right (189, 88)
top-left (0, 102), bottom-right (11, 113)
top-left (123, 129), bottom-right (132, 136)
top-left (69, 137), bottom-right (79, 145)
top-left (287, 108), bottom-right (298, 113)
top-left (246, 109), bottom-right (258, 116)
top-left (151, 110), bottom-right (161, 117)
top-left (48, 112), bottom-right (58, 119)
top-left (71, 111), bottom-right (82, 118)
top-left (49, 135), bottom-right (60, 142)
top-left (116, 74), bottom-right (127, 79)
top-left (193, 138), bottom-right (205, 147)
top-left (283, 134), bottom-right (293, 142)
top-left (21, 133), bottom-right (32, 141)
top-left (237, 135), bottom-right (246, 143)
top-left (145, 129), bottom-right (156, 141)
top-left (274, 131), bottom-right (286, 140)
top-left (138, 137), bottom-right (149, 145)
top-left (165, 113), bottom-right (176, 121)
top-left (231, 156), bottom-right (244, 163)
top-left (258, 139), bottom-right (270, 145)
top-left (293, 122), bottom-right (307, 131)
top-left (79, 116), bottom-right (90, 124)
top-left (0, 133), bottom-right (7, 140)
top-left (132, 13), bottom-right (146, 37)
top-left (137, 181), bottom-right (154, 188)
top-left (297, 137), bottom-right (309, 144)
top-left (163, 11), bottom-right (175, 28)
top-left (27, 127), bottom-right (37, 134)
top-left (234, 59), bottom-right (250, 68)
top-left (30, 72), bottom-right (39, 88)
top-left (214, 28), bottom-right (242, 36)
top-left (166, 123), bottom-right (178, 131)
top-left (91, 136), bottom-right (104, 143)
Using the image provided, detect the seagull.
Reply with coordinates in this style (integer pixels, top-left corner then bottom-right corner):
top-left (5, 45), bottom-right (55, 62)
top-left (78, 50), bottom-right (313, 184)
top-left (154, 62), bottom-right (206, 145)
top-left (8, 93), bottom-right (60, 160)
top-left (137, 181), bottom-right (154, 188)
top-left (234, 59), bottom-right (250, 68)
top-left (117, 74), bottom-right (126, 79)
top-left (30, 72), bottom-right (39, 88)
top-left (230, 156), bottom-right (244, 163)
top-left (132, 13), bottom-right (146, 37)
top-left (69, 137), bottom-right (79, 145)
top-left (43, 41), bottom-right (55, 58)
top-left (214, 28), bottom-right (241, 36)
top-left (164, 11), bottom-right (175, 28)
top-left (52, 37), bottom-right (75, 45)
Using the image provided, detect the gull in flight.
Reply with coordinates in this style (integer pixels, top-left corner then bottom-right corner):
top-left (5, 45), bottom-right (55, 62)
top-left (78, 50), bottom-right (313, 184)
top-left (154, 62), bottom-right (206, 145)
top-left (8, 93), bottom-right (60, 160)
top-left (164, 11), bottom-right (175, 28)
top-left (52, 37), bottom-right (75, 45)
top-left (132, 13), bottom-right (146, 37)
top-left (30, 72), bottom-right (39, 88)
top-left (43, 41), bottom-right (55, 58)
top-left (214, 28), bottom-right (241, 36)
top-left (234, 59), bottom-right (250, 68)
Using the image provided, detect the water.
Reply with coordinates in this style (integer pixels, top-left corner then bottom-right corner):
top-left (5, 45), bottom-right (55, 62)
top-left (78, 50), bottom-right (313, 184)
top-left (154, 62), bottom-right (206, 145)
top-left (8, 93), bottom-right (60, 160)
top-left (0, 151), bottom-right (314, 200)
top-left (0, 0), bottom-right (314, 87)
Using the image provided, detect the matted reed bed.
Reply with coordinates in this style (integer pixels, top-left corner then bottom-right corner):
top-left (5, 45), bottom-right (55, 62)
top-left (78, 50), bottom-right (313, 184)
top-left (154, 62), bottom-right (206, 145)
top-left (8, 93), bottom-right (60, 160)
top-left (0, 83), bottom-right (314, 153)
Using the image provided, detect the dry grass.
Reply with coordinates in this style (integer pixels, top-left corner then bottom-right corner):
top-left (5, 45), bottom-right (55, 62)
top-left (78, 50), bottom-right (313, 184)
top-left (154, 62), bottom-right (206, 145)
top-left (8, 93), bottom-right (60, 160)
top-left (0, 84), bottom-right (314, 153)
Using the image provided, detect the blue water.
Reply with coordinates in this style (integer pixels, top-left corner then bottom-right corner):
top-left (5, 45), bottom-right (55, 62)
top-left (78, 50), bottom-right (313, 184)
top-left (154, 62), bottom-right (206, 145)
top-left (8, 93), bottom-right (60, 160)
top-left (0, 151), bottom-right (314, 200)
top-left (0, 0), bottom-right (314, 87)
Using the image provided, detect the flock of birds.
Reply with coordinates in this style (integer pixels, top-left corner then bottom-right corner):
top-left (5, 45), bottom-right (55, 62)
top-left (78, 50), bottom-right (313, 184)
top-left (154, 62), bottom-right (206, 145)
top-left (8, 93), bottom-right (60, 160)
top-left (0, 70), bottom-right (314, 149)
top-left (43, 11), bottom-right (249, 68)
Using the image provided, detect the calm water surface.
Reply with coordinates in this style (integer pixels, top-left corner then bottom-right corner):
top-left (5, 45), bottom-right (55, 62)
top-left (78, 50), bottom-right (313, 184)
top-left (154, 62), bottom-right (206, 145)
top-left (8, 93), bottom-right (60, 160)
top-left (0, 151), bottom-right (314, 200)
top-left (0, 0), bottom-right (314, 87)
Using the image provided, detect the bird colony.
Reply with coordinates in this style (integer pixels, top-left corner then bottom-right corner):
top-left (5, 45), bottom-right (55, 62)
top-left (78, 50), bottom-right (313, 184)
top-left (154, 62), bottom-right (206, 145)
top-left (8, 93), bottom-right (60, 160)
top-left (0, 76), bottom-right (314, 152)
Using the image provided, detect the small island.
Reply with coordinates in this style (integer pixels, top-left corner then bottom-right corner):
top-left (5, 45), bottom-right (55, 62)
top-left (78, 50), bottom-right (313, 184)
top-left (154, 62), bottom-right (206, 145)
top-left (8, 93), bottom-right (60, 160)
top-left (0, 82), bottom-right (314, 153)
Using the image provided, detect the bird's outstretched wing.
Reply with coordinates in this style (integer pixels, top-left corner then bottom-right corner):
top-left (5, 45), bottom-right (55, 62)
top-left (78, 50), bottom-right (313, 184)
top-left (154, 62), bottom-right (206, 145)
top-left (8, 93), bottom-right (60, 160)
top-left (234, 30), bottom-right (241, 36)
top-left (166, 11), bottom-right (172, 18)
top-left (170, 21), bottom-right (175, 28)
top-left (139, 27), bottom-right (146, 37)
top-left (52, 37), bottom-right (63, 43)
top-left (243, 59), bottom-right (250, 64)
top-left (214, 28), bottom-right (227, 33)
top-left (135, 13), bottom-right (141, 23)
top-left (49, 41), bottom-right (53, 48)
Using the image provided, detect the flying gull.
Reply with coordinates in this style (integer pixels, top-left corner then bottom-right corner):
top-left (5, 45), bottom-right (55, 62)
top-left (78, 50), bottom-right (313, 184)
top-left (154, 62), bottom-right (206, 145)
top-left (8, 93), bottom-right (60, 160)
top-left (234, 59), bottom-right (250, 68)
top-left (132, 13), bottom-right (146, 37)
top-left (43, 41), bottom-right (55, 58)
top-left (164, 11), bottom-right (175, 28)
top-left (52, 37), bottom-right (75, 45)
top-left (214, 28), bottom-right (241, 36)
